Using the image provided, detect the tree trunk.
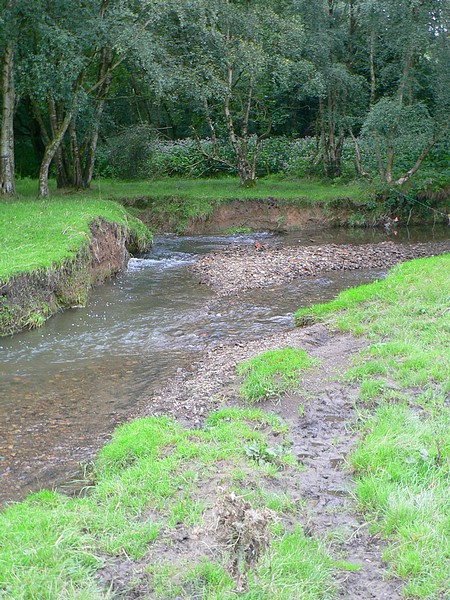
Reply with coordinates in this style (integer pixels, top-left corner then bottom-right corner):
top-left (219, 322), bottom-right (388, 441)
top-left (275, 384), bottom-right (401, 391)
top-left (69, 120), bottom-right (83, 189)
top-left (0, 43), bottom-right (16, 195)
top-left (318, 98), bottom-right (329, 177)
top-left (369, 30), bottom-right (376, 106)
top-left (394, 135), bottom-right (440, 186)
top-left (38, 107), bottom-right (75, 197)
top-left (349, 129), bottom-right (369, 178)
top-left (82, 48), bottom-right (112, 188)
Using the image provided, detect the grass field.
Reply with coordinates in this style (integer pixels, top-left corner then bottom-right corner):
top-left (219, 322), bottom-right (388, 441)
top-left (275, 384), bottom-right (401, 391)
top-left (296, 254), bottom-right (450, 598)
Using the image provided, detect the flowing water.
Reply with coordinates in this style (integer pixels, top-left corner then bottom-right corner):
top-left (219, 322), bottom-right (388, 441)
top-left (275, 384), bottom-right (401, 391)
top-left (1, 226), bottom-right (449, 505)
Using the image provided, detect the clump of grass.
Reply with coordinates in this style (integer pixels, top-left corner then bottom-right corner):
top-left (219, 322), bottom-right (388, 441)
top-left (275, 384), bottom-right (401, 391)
top-left (222, 226), bottom-right (254, 234)
top-left (294, 253), bottom-right (450, 597)
top-left (237, 347), bottom-right (318, 402)
top-left (351, 404), bottom-right (450, 598)
top-left (0, 408), bottom-right (337, 598)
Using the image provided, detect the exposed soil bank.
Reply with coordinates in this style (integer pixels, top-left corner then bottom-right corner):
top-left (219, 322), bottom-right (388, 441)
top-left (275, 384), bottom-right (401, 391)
top-left (190, 239), bottom-right (450, 295)
top-left (131, 196), bottom-right (450, 234)
top-left (0, 220), bottom-right (147, 336)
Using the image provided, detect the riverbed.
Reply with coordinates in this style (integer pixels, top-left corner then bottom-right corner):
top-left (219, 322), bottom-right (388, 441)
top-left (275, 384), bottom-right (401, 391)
top-left (1, 225), bottom-right (449, 505)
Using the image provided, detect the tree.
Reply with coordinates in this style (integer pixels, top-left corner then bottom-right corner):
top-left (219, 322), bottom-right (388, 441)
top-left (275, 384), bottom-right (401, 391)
top-left (160, 0), bottom-right (306, 186)
top-left (0, 0), bottom-right (17, 195)
top-left (358, 0), bottom-right (450, 184)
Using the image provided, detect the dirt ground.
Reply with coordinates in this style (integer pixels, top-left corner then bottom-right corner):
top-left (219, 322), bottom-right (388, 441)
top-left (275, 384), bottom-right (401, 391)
top-left (105, 323), bottom-right (402, 598)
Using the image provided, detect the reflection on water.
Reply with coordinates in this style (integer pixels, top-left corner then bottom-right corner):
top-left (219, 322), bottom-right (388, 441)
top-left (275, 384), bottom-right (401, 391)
top-left (1, 225), bottom-right (449, 505)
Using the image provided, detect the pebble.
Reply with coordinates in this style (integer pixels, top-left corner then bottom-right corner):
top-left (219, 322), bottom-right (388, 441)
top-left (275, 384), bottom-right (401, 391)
top-left (189, 240), bottom-right (450, 295)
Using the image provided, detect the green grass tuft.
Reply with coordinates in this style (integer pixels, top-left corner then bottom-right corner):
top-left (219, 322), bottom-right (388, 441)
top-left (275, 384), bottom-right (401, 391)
top-left (237, 347), bottom-right (318, 402)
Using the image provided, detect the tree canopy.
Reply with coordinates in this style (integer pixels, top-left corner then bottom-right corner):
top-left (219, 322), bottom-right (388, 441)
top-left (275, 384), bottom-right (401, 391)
top-left (1, 0), bottom-right (449, 195)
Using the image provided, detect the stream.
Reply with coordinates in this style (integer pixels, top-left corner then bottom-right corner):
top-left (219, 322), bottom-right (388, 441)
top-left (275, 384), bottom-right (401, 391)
top-left (1, 225), bottom-right (449, 506)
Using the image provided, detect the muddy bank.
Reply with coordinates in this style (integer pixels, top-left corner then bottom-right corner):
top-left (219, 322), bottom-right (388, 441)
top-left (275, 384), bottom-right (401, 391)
top-left (0, 220), bottom-right (145, 336)
top-left (186, 199), bottom-right (330, 233)
top-left (190, 239), bottom-right (450, 295)
top-left (131, 195), bottom-right (450, 235)
top-left (132, 324), bottom-right (400, 599)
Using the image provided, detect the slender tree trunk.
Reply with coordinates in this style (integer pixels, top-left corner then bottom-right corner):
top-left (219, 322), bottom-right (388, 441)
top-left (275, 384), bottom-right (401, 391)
top-left (38, 107), bottom-right (75, 197)
top-left (319, 98), bottom-right (329, 177)
top-left (0, 43), bottom-right (16, 195)
top-left (223, 63), bottom-right (257, 186)
top-left (69, 120), bottom-right (83, 188)
top-left (48, 98), bottom-right (70, 188)
top-left (349, 129), bottom-right (369, 178)
top-left (394, 135), bottom-right (440, 186)
top-left (369, 30), bottom-right (376, 106)
top-left (82, 48), bottom-right (112, 188)
top-left (385, 143), bottom-right (395, 183)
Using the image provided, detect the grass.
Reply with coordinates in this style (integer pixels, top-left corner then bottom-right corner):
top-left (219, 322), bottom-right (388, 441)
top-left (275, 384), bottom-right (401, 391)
top-left (15, 175), bottom-right (368, 203)
top-left (0, 408), bottom-right (339, 599)
top-left (12, 176), bottom-right (369, 234)
top-left (237, 347), bottom-right (318, 402)
top-left (0, 197), bottom-right (151, 282)
top-left (295, 253), bottom-right (450, 598)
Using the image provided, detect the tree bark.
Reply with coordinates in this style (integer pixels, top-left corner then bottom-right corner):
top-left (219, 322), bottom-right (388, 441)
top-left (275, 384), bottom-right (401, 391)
top-left (38, 106), bottom-right (76, 197)
top-left (69, 120), bottom-right (83, 189)
top-left (82, 48), bottom-right (112, 188)
top-left (0, 43), bottom-right (16, 195)
top-left (394, 135), bottom-right (439, 186)
top-left (223, 63), bottom-right (258, 186)
top-left (369, 30), bottom-right (376, 106)
top-left (349, 129), bottom-right (369, 178)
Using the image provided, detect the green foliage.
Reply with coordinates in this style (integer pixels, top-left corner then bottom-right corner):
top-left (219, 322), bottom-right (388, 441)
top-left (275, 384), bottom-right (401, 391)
top-left (237, 348), bottom-right (318, 402)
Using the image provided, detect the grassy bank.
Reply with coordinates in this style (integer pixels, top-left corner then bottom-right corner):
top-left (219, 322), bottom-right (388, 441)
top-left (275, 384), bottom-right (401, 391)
top-left (0, 197), bottom-right (150, 281)
top-left (0, 409), bottom-right (340, 598)
top-left (0, 198), bottom-right (151, 335)
top-left (14, 177), bottom-right (450, 234)
top-left (296, 254), bottom-right (450, 598)
top-left (15, 177), bottom-right (372, 233)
